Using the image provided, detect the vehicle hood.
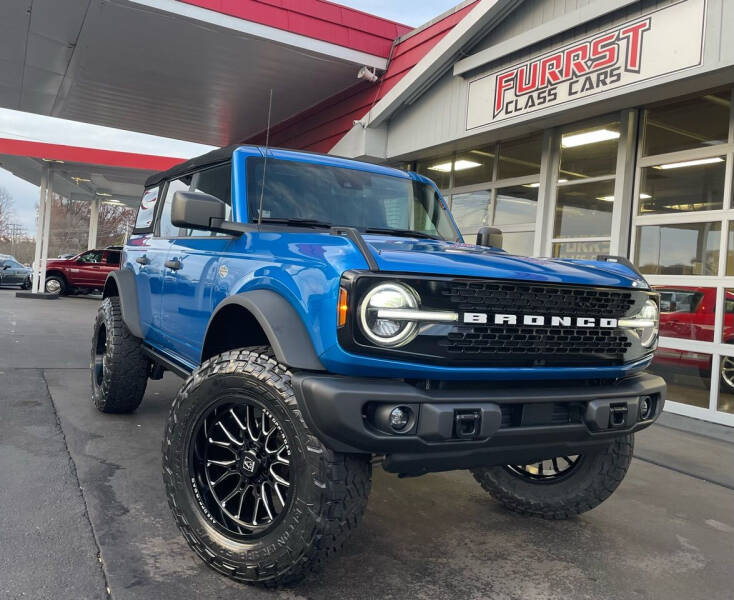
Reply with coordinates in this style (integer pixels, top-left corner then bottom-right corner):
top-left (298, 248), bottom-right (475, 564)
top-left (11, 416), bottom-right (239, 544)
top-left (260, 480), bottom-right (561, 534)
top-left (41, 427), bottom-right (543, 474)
top-left (45, 258), bottom-right (73, 266)
top-left (362, 236), bottom-right (648, 289)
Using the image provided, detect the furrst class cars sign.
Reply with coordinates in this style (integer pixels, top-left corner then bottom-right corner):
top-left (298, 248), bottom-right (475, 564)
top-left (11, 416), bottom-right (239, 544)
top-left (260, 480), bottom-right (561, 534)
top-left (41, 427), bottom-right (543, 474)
top-left (466, 0), bottom-right (705, 130)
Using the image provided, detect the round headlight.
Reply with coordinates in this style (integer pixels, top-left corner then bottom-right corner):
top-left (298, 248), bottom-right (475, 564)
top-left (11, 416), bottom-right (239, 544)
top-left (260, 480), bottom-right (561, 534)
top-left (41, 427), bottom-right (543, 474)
top-left (637, 299), bottom-right (659, 347)
top-left (622, 298), bottom-right (659, 348)
top-left (359, 283), bottom-right (419, 347)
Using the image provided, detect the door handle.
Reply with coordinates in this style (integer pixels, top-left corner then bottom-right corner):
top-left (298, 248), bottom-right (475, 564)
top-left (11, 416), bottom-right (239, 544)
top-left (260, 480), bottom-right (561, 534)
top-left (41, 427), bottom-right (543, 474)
top-left (165, 259), bottom-right (182, 271)
top-left (136, 256), bottom-right (150, 265)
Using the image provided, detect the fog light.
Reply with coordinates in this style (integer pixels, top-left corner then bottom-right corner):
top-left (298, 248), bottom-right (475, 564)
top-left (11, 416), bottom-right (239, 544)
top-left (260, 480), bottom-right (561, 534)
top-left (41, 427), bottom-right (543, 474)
top-left (389, 406), bottom-right (411, 431)
top-left (639, 396), bottom-right (653, 420)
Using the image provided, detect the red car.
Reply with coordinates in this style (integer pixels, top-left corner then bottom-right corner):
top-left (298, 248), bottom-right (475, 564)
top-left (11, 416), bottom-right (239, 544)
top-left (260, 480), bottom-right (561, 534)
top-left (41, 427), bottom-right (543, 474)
top-left (44, 247), bottom-right (121, 296)
top-left (654, 286), bottom-right (734, 390)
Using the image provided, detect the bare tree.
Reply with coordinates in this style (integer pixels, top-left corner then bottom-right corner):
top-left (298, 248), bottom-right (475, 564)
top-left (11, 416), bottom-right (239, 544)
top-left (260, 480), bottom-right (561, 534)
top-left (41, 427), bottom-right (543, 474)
top-left (0, 186), bottom-right (15, 239)
top-left (97, 204), bottom-right (136, 247)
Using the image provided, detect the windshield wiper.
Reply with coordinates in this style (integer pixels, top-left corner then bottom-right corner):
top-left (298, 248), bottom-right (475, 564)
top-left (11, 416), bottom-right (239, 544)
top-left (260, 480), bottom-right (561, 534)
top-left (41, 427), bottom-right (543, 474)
top-left (363, 227), bottom-right (442, 240)
top-left (259, 218), bottom-right (333, 229)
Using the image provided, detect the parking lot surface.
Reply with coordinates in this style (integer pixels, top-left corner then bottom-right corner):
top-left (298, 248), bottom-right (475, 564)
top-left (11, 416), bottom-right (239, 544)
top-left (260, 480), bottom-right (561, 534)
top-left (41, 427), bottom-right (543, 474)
top-left (1, 289), bottom-right (733, 600)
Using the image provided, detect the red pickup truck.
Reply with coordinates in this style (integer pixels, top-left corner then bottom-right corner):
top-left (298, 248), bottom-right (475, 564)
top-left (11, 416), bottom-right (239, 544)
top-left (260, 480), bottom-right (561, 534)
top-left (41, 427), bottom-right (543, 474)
top-left (44, 247), bottom-right (121, 295)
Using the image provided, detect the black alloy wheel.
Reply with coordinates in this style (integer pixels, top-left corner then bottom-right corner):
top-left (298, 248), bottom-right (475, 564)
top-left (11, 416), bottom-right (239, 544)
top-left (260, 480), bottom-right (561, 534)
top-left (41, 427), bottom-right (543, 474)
top-left (93, 322), bottom-right (107, 389)
top-left (472, 434), bottom-right (634, 519)
top-left (504, 455), bottom-right (582, 483)
top-left (190, 398), bottom-right (292, 539)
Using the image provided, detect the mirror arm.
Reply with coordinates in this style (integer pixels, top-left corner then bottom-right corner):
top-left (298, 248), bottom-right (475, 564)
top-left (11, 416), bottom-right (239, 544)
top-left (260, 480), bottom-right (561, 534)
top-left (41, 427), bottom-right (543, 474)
top-left (208, 218), bottom-right (256, 236)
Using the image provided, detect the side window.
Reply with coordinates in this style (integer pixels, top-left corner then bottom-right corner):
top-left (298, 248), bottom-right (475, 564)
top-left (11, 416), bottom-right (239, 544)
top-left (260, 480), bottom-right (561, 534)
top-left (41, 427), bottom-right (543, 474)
top-left (185, 163), bottom-right (232, 237)
top-left (133, 186), bottom-right (160, 232)
top-left (78, 250), bottom-right (103, 263)
top-left (159, 176), bottom-right (193, 238)
top-left (105, 251), bottom-right (121, 266)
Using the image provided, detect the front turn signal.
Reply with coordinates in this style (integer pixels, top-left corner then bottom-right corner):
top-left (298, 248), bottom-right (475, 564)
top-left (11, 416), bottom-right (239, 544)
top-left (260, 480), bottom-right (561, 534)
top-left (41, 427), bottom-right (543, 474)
top-left (338, 287), bottom-right (348, 327)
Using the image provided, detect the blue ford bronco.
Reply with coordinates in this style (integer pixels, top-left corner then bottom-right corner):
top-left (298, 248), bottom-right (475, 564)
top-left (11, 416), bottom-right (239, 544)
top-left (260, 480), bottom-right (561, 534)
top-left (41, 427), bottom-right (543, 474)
top-left (92, 145), bottom-right (665, 586)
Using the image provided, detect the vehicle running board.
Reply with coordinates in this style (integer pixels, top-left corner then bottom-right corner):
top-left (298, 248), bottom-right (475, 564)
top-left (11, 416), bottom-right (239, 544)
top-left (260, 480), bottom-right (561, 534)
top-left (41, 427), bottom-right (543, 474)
top-left (141, 345), bottom-right (192, 379)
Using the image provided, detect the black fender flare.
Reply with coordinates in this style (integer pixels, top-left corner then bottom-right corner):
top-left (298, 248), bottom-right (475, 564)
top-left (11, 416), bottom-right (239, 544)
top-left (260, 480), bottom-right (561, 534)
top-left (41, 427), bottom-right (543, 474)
top-left (103, 270), bottom-right (144, 339)
top-left (206, 290), bottom-right (325, 371)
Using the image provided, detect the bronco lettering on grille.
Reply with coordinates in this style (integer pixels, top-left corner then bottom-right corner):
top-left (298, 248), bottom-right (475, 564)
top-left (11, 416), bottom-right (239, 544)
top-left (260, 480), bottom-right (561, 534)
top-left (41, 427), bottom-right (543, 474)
top-left (463, 313), bottom-right (618, 328)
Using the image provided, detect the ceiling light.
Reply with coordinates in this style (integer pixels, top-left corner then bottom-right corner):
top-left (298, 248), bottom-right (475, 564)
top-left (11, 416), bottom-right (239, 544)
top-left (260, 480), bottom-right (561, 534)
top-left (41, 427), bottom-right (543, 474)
top-left (596, 193), bottom-right (651, 202)
top-left (96, 192), bottom-right (112, 197)
top-left (561, 129), bottom-right (620, 148)
top-left (523, 179), bottom-right (568, 188)
top-left (454, 160), bottom-right (481, 171)
top-left (654, 157), bottom-right (724, 170)
top-left (72, 176), bottom-right (91, 184)
top-left (41, 158), bottom-right (64, 164)
top-left (428, 160), bottom-right (481, 172)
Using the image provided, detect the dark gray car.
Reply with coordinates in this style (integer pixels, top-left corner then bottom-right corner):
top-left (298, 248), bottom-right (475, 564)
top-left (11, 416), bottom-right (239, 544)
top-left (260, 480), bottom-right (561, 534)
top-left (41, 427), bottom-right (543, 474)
top-left (0, 258), bottom-right (32, 288)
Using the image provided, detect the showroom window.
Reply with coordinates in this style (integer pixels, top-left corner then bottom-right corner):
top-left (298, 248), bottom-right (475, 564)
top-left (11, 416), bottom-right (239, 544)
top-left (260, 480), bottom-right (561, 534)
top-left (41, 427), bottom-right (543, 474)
top-left (632, 88), bottom-right (734, 424)
top-left (411, 133), bottom-right (543, 252)
top-left (552, 119), bottom-right (621, 259)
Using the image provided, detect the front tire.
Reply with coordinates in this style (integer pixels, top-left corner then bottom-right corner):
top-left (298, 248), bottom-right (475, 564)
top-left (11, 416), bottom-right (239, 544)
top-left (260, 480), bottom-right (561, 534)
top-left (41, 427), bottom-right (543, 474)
top-left (163, 349), bottom-right (371, 587)
top-left (45, 274), bottom-right (66, 295)
top-left (471, 434), bottom-right (634, 519)
top-left (91, 297), bottom-right (149, 413)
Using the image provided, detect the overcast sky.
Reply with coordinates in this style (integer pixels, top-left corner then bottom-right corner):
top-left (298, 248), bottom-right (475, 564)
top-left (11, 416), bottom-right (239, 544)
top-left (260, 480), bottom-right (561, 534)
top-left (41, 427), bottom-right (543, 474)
top-left (0, 0), bottom-right (459, 235)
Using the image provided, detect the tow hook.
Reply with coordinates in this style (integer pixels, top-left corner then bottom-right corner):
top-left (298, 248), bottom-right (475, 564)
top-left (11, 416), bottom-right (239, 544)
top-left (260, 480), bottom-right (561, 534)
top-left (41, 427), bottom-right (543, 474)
top-left (609, 403), bottom-right (628, 428)
top-left (454, 409), bottom-right (481, 439)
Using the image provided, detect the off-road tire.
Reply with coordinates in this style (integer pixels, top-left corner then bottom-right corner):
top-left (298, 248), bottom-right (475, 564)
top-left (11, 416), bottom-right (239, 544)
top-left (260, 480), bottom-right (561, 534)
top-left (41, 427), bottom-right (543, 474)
top-left (162, 348), bottom-right (372, 587)
top-left (45, 274), bottom-right (66, 295)
top-left (471, 434), bottom-right (634, 519)
top-left (90, 296), bottom-right (149, 413)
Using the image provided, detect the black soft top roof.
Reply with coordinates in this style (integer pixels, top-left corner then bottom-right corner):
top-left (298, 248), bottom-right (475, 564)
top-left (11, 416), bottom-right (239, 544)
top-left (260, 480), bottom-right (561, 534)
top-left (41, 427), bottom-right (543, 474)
top-left (144, 144), bottom-right (245, 188)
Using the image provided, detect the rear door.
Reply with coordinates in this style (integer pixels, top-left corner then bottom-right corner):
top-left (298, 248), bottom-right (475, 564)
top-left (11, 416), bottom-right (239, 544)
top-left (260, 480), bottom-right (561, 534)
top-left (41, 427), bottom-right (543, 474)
top-left (160, 163), bottom-right (233, 363)
top-left (1, 259), bottom-right (19, 284)
top-left (100, 250), bottom-right (121, 284)
top-left (127, 184), bottom-right (170, 344)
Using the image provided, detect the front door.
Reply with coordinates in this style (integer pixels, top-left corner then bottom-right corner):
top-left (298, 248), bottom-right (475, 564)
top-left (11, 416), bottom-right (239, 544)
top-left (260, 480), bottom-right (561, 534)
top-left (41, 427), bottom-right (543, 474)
top-left (72, 249), bottom-right (105, 286)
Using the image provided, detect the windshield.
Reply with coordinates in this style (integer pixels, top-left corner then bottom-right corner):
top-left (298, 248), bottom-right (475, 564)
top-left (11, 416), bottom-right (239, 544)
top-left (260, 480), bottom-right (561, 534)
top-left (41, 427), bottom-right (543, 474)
top-left (247, 158), bottom-right (459, 241)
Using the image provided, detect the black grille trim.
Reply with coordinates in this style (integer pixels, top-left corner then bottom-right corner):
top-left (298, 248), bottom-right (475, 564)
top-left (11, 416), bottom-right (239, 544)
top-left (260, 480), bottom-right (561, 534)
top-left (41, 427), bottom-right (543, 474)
top-left (442, 280), bottom-right (636, 316)
top-left (338, 272), bottom-right (655, 368)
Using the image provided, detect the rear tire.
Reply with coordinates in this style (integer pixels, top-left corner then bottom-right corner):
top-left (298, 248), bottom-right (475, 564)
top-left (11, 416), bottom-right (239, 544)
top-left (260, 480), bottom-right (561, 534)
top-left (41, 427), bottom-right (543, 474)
top-left (471, 434), bottom-right (634, 519)
top-left (163, 348), bottom-right (372, 587)
top-left (91, 296), bottom-right (149, 413)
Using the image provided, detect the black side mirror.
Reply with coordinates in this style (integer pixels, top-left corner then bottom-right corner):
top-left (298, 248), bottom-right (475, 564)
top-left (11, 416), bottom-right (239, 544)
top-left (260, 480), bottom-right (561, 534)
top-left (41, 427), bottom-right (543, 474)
top-left (2, 265), bottom-right (10, 270)
top-left (476, 226), bottom-right (503, 248)
top-left (171, 191), bottom-right (226, 232)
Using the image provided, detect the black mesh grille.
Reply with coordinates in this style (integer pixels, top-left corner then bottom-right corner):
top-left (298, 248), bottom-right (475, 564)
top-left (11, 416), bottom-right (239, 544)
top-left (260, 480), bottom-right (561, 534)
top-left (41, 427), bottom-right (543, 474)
top-left (441, 280), bottom-right (636, 315)
top-left (441, 326), bottom-right (632, 357)
top-left (432, 280), bottom-right (636, 365)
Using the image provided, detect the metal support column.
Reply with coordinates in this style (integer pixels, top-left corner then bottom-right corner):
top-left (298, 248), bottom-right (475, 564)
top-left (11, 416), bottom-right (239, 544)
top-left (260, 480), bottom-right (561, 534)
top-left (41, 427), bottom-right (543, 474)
top-left (31, 166), bottom-right (50, 293)
top-left (88, 196), bottom-right (99, 250)
top-left (38, 171), bottom-right (53, 293)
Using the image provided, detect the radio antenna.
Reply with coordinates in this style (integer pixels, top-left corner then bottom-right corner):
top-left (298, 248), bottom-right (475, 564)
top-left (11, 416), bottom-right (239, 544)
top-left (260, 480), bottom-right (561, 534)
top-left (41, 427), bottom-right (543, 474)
top-left (257, 88), bottom-right (273, 229)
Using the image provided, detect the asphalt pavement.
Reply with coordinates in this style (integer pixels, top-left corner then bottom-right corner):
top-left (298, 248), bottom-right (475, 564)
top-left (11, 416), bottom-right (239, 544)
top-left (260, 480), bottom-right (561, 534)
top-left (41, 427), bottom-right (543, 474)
top-left (1, 288), bottom-right (733, 600)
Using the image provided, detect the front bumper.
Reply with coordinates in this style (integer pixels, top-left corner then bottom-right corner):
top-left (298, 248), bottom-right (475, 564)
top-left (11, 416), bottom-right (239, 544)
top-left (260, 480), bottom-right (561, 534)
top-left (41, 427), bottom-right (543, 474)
top-left (292, 372), bottom-right (666, 475)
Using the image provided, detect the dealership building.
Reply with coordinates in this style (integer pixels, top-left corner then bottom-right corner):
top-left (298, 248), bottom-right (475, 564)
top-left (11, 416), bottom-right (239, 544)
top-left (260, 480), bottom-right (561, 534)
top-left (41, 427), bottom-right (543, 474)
top-left (3, 0), bottom-right (734, 424)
